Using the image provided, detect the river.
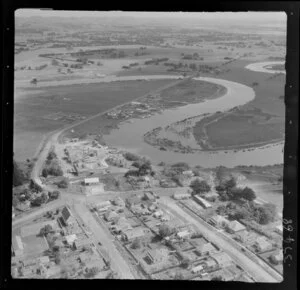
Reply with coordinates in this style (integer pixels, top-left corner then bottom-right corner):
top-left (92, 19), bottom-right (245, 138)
top-left (104, 74), bottom-right (284, 168)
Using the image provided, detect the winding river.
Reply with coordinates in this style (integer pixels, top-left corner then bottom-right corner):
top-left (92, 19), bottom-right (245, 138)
top-left (104, 62), bottom-right (285, 167)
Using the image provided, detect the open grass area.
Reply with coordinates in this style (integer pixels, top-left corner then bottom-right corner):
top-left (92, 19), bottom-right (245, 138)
top-left (191, 59), bottom-right (285, 150)
top-left (204, 111), bottom-right (284, 149)
top-left (14, 79), bottom-right (175, 161)
top-left (159, 79), bottom-right (226, 103)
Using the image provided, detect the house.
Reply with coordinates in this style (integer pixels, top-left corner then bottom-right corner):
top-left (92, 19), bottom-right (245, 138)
top-left (226, 220), bottom-right (246, 234)
top-left (204, 259), bottom-right (218, 270)
top-left (197, 243), bottom-right (217, 255)
top-left (143, 191), bottom-right (156, 202)
top-left (61, 206), bottom-right (76, 226)
top-left (211, 252), bottom-right (233, 268)
top-left (123, 227), bottom-right (148, 241)
top-left (74, 238), bottom-right (92, 250)
top-left (96, 200), bottom-right (112, 210)
top-left (37, 256), bottom-right (50, 265)
top-left (235, 231), bottom-right (257, 244)
top-left (104, 211), bottom-right (119, 222)
top-left (16, 200), bottom-right (31, 212)
top-left (160, 215), bottom-right (171, 222)
top-left (191, 264), bottom-right (204, 274)
top-left (270, 251), bottom-right (283, 264)
top-left (255, 237), bottom-right (273, 252)
top-left (182, 170), bottom-right (194, 178)
top-left (153, 210), bottom-right (164, 218)
top-left (144, 248), bottom-right (169, 264)
top-left (126, 195), bottom-right (141, 207)
top-left (84, 177), bottom-right (99, 185)
top-left (193, 195), bottom-right (212, 209)
top-left (176, 230), bottom-right (192, 240)
top-left (111, 197), bottom-right (125, 208)
top-left (65, 234), bottom-right (77, 245)
top-left (209, 215), bottom-right (229, 228)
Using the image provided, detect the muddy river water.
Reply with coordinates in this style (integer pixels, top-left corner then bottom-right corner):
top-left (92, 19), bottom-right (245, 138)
top-left (104, 72), bottom-right (284, 168)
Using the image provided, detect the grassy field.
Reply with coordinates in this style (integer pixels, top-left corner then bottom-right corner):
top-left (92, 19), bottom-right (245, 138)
top-left (204, 111), bottom-right (284, 148)
top-left (14, 79), bottom-right (175, 161)
top-left (192, 59), bottom-right (285, 150)
top-left (159, 79), bottom-right (226, 103)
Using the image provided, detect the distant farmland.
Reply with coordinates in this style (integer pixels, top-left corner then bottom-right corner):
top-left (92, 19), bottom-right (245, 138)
top-left (14, 79), bottom-right (175, 161)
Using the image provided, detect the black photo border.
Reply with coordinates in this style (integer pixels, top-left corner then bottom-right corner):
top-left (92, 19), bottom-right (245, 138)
top-left (1, 1), bottom-right (298, 290)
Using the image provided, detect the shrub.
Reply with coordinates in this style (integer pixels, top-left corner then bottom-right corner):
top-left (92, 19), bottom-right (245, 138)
top-left (56, 178), bottom-right (69, 189)
top-left (123, 152), bottom-right (140, 161)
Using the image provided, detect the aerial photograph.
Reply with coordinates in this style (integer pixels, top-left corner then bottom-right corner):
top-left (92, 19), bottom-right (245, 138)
top-left (12, 10), bottom-right (286, 281)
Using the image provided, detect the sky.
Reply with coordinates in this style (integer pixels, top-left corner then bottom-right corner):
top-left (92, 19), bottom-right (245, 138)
top-left (15, 9), bottom-right (286, 22)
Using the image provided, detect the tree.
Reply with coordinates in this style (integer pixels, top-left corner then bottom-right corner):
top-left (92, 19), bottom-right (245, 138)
top-left (181, 256), bottom-right (191, 268)
top-left (158, 224), bottom-right (174, 238)
top-left (13, 159), bottom-right (26, 186)
top-left (254, 204), bottom-right (276, 225)
top-left (131, 238), bottom-right (141, 249)
top-left (29, 179), bottom-right (43, 192)
top-left (48, 190), bottom-right (60, 200)
top-left (216, 205), bottom-right (227, 216)
top-left (224, 177), bottom-right (237, 191)
top-left (39, 224), bottom-right (53, 236)
top-left (56, 177), bottom-right (69, 189)
top-left (40, 192), bottom-right (49, 203)
top-left (31, 196), bottom-right (43, 207)
top-left (42, 168), bottom-right (48, 178)
top-left (123, 152), bottom-right (140, 161)
top-left (241, 187), bottom-right (256, 201)
top-left (190, 179), bottom-right (211, 195)
top-left (47, 150), bottom-right (57, 161)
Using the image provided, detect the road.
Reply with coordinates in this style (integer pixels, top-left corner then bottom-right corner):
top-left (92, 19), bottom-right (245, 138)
top-left (159, 196), bottom-right (282, 283)
top-left (72, 201), bottom-right (135, 279)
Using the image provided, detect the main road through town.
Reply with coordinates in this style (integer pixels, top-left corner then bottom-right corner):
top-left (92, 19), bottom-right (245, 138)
top-left (159, 196), bottom-right (282, 282)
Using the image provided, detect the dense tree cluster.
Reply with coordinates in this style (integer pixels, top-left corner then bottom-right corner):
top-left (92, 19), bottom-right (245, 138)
top-left (190, 179), bottom-right (211, 195)
top-left (13, 159), bottom-right (27, 187)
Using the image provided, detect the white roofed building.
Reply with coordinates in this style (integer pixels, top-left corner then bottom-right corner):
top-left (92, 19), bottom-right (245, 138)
top-left (84, 177), bottom-right (99, 185)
